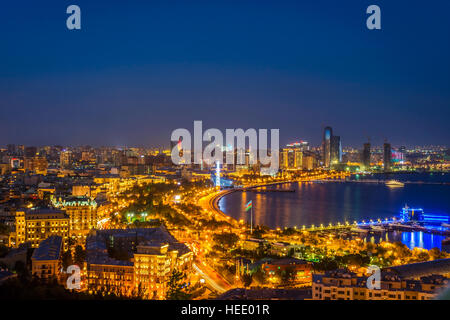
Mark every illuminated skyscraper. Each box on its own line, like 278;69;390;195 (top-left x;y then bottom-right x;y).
60;149;72;169
17;145;25;156
302;152;317;170
398;146;406;166
280;146;303;170
280;142;305;170
383;142;392;172
362;142;371;169
215;161;221;187
330;135;342;165
322;126;332;168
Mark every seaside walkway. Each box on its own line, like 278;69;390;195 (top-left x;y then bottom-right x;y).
201;188;450;237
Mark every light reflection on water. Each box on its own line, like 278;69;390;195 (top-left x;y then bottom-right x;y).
219;176;450;250
363;231;446;250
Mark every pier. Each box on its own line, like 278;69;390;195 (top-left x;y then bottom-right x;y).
298;219;450;237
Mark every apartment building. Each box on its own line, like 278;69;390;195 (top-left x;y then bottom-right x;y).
31;235;63;280
312;268;449;300
85;227;193;299
11;208;69;251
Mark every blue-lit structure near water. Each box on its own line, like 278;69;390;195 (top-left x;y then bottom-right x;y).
400;206;450;225
210;161;234;188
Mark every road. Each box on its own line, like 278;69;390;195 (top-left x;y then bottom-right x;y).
193;262;231;294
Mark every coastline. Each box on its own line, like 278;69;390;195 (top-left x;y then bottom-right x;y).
211;180;298;219
202;180;298;226
209;174;351;224
217;174;450;227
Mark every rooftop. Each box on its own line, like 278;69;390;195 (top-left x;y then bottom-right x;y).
86;227;190;266
23;208;68;220
384;258;450;279
31;236;62;261
265;258;310;266
313;267;450;292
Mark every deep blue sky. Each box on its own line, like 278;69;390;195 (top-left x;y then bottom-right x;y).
0;0;449;148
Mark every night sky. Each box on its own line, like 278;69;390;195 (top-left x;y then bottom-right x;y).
1;0;449;148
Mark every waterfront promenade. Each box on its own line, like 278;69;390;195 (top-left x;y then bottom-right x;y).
201;183;450;237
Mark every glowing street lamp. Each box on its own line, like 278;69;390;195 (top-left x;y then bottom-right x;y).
126;213;134;223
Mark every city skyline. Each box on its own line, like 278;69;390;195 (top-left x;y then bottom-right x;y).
1;137;448;150
1;1;450;147
2;0;450;305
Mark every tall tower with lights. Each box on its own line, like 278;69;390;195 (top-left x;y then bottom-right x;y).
322;126;332;168
215;161;221;188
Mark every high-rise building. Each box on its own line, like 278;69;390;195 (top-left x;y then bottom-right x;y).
302;152;317;170
60;149;72;169
17;145;25;156
362;142;371;169
12;209;69;250
7;144;16;155
10;158;20;170
81;151;93;162
52;196;98;242
384;142;392;172
322;126;333;168
330;135;342;165
24;146;37;158
280;145;303;170
23;156;48;172
398;146;406;166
